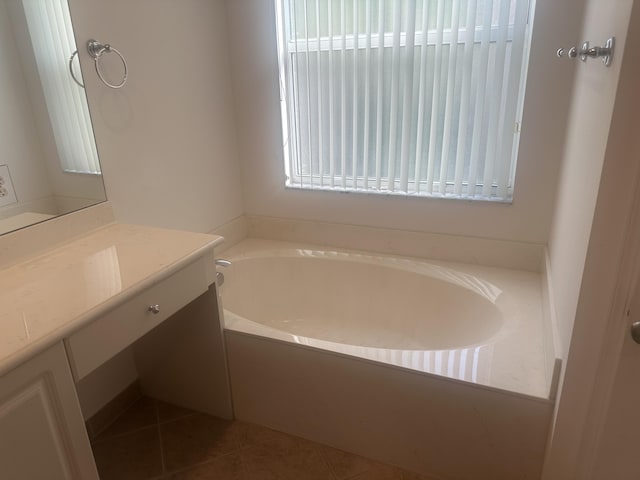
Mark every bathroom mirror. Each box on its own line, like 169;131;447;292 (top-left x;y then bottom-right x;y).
0;0;107;235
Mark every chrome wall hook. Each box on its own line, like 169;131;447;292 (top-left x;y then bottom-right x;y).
556;46;579;59
579;38;615;66
556;37;614;67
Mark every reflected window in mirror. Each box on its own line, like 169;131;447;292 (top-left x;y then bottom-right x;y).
0;0;106;235
22;0;100;175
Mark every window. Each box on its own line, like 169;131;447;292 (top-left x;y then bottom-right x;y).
275;0;531;201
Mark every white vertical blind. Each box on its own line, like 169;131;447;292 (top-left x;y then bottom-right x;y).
362;0;372;188
481;0;510;198
386;0;401;190
374;0;385;190
453;0;478;195
426;0;445;194
327;0;336;186
351;1;359;189
398;0;416;192
413;0;431;194
438;0;461;195
277;0;532;201
340;0;347;188
22;0;100;175
315;0;325;187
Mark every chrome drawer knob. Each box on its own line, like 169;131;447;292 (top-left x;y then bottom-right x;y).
631;322;640;344
148;304;160;314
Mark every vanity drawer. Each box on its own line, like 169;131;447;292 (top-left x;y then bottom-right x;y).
65;259;209;381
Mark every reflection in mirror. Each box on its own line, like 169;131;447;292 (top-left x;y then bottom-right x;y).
0;0;107;235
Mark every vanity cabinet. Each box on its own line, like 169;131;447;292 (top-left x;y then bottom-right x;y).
65;258;210;381
0;343;99;479
0;219;231;479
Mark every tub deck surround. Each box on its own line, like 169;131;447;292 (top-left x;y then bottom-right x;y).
0;222;223;376
221;238;555;399
245;215;545;272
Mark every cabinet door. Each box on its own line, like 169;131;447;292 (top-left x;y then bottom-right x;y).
0;343;98;479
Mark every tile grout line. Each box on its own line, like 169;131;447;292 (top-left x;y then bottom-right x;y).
157;411;198;426
91;423;159;444
88;393;145;442
155;410;242;478
155;400;167;476
161;451;240;478
235;428;253;480
317;445;342;480
88;391;143;440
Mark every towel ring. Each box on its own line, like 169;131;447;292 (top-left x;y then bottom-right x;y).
87;39;128;89
68;50;85;88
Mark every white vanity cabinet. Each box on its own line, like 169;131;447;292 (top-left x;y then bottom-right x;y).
0;343;99;479
0;219;231;479
65;258;210;381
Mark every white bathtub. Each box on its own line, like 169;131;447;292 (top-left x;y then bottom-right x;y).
221;239;553;399
220;238;555;479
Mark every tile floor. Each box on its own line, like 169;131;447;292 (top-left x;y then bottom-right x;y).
90;396;438;480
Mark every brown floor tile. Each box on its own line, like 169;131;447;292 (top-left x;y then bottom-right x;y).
348;463;405;480
91;395;439;480
86;382;141;439
233;421;301;451
350;464;441;480
400;472;442;480
161;413;239;472
94;396;158;440
321;446;437;480
92;426;163;480
240;433;333;480
321;446;381;479
157;400;197;423
164;453;245;479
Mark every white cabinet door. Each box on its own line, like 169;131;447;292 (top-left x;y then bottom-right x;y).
0;343;98;480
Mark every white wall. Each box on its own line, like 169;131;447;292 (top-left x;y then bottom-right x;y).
542;0;636;477
226;0;584;244
68;0;244;233
63;0;244;417
547;0;632;400
0;0;55;218
547;7;630;363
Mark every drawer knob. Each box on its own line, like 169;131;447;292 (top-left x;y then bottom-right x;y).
148;304;160;314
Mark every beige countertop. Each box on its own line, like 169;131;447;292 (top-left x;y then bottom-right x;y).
0;223;223;376
0;212;56;236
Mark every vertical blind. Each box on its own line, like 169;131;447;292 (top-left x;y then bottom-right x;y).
275;0;531;201
22;0;101;175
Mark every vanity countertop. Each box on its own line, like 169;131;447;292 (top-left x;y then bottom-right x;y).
0;223;223;376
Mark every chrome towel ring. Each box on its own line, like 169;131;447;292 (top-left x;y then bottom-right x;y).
87;39;128;89
68;50;85;88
